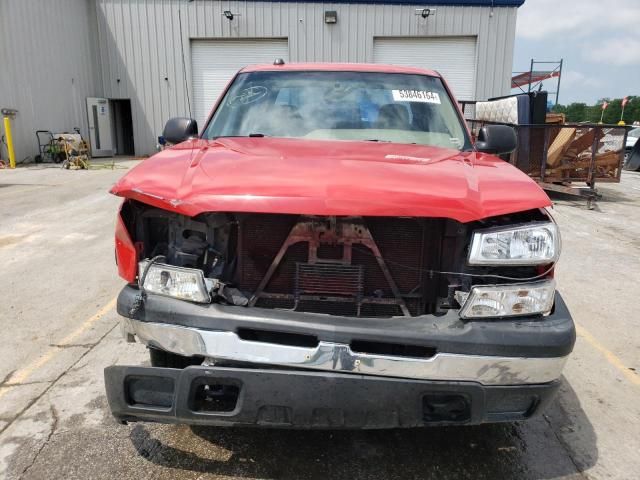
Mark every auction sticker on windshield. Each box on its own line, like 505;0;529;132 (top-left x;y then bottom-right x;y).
392;90;441;104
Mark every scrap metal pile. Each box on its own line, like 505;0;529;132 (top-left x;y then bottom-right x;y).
537;116;625;183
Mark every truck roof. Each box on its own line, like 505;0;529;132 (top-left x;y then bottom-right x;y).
240;62;441;77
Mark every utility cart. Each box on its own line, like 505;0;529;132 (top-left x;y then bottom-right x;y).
35;130;65;163
35;128;91;168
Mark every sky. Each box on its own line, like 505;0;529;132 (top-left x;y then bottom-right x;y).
513;0;640;105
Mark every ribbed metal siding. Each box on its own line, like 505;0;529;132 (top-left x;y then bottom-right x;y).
0;0;102;160
373;37;477;100
191;39;289;127
94;1;517;155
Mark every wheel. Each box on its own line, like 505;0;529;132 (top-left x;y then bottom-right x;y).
149;347;203;369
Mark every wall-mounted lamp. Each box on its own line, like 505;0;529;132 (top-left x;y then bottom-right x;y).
222;10;240;20
324;10;338;24
1;108;18;118
415;8;436;18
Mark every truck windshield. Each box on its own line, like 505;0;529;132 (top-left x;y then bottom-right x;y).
203;70;471;150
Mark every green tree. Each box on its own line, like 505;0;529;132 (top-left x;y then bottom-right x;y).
553;96;639;124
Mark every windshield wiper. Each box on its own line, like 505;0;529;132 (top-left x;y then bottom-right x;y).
214;133;268;139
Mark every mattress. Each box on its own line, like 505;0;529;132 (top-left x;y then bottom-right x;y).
475;94;532;171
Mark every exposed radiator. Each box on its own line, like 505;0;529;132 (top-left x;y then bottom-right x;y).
237;214;439;318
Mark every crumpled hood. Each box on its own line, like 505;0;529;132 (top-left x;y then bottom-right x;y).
110;137;551;223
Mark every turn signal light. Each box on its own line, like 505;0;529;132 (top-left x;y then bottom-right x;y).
457;280;555;319
115;208;138;283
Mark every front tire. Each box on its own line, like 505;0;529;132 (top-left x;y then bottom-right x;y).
148;347;203;369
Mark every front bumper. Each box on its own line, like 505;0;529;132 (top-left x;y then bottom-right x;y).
120;317;569;386
105;365;560;428
107;286;575;427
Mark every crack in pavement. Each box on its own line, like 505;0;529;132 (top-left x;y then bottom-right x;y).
0;321;119;437
0;370;16;388
0;381;50;389
19;405;59;479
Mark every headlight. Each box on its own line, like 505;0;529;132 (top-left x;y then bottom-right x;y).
139;261;211;303
457;280;555;319
468;222;559;265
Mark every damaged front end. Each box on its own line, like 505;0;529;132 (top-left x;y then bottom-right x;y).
117;199;559;318
108;199;575;428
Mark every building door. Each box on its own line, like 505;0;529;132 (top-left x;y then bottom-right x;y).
110;99;135;156
373;37;477;101
191;39;289;129
86;97;113;157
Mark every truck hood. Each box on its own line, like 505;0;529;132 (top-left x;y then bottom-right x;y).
111;137;551;223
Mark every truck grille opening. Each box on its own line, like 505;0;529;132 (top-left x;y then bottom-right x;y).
350;340;436;359
423;394;471;423
238;214;444;318
237;328;319;348
125;375;174;409
190;380;240;413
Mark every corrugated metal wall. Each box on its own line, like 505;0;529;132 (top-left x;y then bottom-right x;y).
0;1;517;158
95;1;517;155
0;0;102;161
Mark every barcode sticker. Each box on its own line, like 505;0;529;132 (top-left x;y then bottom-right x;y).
392;90;441;104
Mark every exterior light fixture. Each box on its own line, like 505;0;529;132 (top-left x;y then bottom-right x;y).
222;10;239;20
415;8;436;18
325;10;338;24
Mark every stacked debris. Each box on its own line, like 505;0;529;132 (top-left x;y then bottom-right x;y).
543;122;624;182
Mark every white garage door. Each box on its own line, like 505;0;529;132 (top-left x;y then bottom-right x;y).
191;39;289;129
373;37;477;101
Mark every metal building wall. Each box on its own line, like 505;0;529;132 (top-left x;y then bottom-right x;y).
95;0;517;155
0;0;103;161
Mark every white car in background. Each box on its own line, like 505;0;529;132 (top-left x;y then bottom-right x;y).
625;127;640;162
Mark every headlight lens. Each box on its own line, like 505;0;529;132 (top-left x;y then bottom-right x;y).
139;261;211;303
468;222;559;265
458;280;555;319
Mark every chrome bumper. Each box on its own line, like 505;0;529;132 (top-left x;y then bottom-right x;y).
121;318;568;386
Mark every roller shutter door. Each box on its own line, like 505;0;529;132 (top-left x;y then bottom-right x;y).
373;37;477;101
191;39;289;128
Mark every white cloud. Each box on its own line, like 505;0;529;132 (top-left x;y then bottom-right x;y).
588;38;640;66
560;70;602;89
516;0;640;40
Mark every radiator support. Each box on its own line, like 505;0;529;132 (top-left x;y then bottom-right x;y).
247;217;411;317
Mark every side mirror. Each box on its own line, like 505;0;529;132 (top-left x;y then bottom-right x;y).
162;117;198;144
475;125;517;155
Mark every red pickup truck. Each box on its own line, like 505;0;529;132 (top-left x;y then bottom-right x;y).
105;63;574;428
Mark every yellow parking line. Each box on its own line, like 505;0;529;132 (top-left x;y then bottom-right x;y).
576;323;640;386
0;296;118;399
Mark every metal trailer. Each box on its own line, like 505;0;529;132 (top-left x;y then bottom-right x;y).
460;102;629;209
